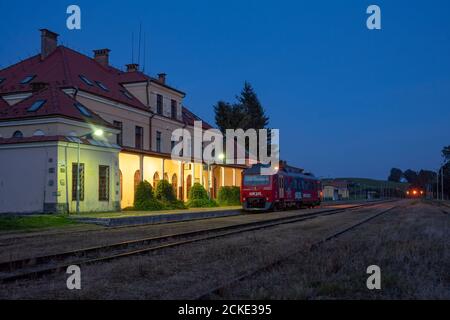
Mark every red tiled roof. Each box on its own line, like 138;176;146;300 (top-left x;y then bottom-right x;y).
0;43;212;130
0;46;148;111
182;106;213;129
0;83;113;128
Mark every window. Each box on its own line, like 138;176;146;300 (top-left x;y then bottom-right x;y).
74;103;92;117
171;99;177;119
134;170;141;194
135;126;143;149
153;172;160;188
243;175;270;186
95;81;109;92
27;99;46;112
121;90;133;100
12;131;23;138
0;77;5;85
113;121;123;145
33;129;45;136
72;163;85;201
156;94;163;115
156;131;162;152
79;75;94;86
98;165;110;201
20;75;35;84
171;140;176;153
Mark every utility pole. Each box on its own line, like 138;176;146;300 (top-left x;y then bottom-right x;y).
442;166;445;201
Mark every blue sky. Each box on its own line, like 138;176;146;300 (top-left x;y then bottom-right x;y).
1;0;449;179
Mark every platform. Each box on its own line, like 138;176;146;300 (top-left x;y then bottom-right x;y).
72;206;243;227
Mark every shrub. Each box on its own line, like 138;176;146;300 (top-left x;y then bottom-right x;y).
134;180;163;210
154;179;177;203
189;183;209;200
186;183;217;208
187;198;218;208
217;186;241;206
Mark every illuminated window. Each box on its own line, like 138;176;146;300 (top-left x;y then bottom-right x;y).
27;100;46;112
98;165;110;201
134;170;141;194
153;172;160;188
72;163;85;201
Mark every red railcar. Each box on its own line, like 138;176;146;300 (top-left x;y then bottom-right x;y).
241;163;322;211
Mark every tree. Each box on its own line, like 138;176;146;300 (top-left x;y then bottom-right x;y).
237;82;269;130
416;170;436;189
403;169;418;185
442;145;450;162
388;168;403;182
214;101;247;133
214;82;269;132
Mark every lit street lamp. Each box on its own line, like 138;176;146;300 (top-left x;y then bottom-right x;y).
76;129;104;214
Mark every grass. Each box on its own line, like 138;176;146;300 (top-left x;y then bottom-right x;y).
75;205;242;219
0;215;79;232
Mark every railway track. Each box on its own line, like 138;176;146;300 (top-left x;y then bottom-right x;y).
195;203;401;300
0;200;396;284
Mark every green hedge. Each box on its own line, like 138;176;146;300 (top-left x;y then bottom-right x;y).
155;179;177;202
217;186;241;206
134;180;163;210
187;183;218;208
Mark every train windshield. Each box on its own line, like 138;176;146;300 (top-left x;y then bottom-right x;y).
243;175;270;186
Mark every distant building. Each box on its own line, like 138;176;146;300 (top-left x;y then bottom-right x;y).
322;180;349;201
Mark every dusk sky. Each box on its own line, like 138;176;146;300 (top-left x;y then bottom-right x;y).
1;0;449;179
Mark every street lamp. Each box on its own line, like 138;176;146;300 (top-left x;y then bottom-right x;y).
76;129;104;214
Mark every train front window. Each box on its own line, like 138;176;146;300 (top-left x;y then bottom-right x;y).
244;175;270;186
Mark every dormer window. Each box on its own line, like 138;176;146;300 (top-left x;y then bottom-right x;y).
12;131;23;138
20;75;35;84
0;77;5;85
27;99;46;112
95;81;109;92
79;75;94;86
74;102;92;117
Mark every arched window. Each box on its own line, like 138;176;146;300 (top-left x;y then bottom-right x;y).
12;131;23;138
33;129;45;136
186;175;192;199
153;172;160;188
164;173;169;181
171;174;178;196
134;170;141;194
119;170;123;201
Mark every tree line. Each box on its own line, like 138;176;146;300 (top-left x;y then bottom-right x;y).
388;146;450;197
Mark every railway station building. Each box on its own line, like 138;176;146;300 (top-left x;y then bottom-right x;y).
0;29;244;214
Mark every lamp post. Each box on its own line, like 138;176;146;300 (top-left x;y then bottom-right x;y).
76;129;104;214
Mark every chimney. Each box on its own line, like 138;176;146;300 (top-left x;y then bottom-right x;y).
93;49;111;66
40;29;59;60
31;82;49;92
126;63;139;72
157;73;167;84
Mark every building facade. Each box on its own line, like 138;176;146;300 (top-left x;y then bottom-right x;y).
0;29;244;214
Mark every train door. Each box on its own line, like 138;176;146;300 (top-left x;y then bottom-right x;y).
279;175;284;199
